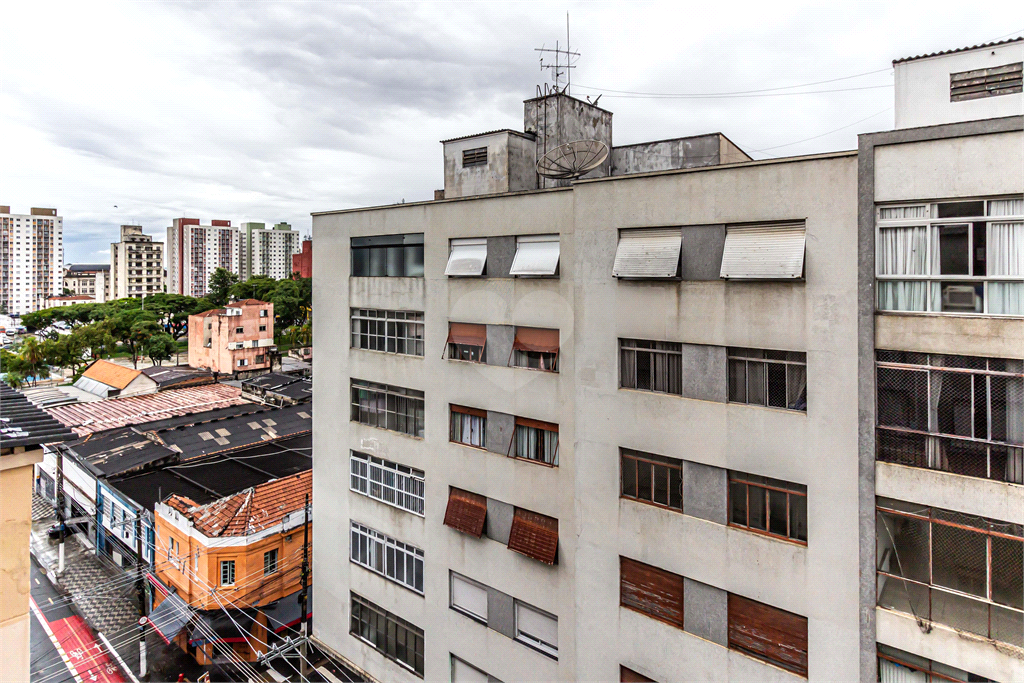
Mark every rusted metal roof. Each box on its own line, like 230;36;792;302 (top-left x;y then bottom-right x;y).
893;36;1023;64
47;384;248;435
507;508;559;565
0;381;78;449
443;488;487;538
81;359;142;390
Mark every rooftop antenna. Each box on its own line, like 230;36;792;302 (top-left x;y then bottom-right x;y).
535;13;579;96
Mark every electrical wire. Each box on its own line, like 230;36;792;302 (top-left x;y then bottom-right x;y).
746;107;894;157
577;83;893;100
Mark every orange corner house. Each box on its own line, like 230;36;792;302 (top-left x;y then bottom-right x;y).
188;299;275;378
150;471;311;665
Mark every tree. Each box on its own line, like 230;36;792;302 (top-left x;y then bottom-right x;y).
75;322;117;361
271;278;303;330
208;268;239;307
16;337;48;385
229;275;276;303
145;333;177;366
141;293;200;365
20;309;57;332
107;309;162;368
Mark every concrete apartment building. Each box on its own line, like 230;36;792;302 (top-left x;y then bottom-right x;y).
239;221;302;280
167;217;240;297
293;238;312;279
311;40;1022;683
0;206;63;315
63;263;109;302
110;224;164;299
188;298;275;377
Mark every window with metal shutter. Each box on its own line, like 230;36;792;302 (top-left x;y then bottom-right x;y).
619;556;683;627
509;235;560;276
450;573;489;622
507;508;559;564
727;593;808;677
443;488;488;537
613;228;682;278
719;222;806;280
445;238;488;276
950;62;1023;101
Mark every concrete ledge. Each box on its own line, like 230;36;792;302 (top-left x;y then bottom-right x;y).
875;311;1024;359
876;461;1024;524
876;607;1024;682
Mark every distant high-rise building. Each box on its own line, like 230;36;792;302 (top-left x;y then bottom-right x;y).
166;218;239;297
0;206;63;315
63;264;109;302
110;225;164;300
239;222;301;280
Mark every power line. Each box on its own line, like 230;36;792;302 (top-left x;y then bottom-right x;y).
748;107;894;156
584;84;893;100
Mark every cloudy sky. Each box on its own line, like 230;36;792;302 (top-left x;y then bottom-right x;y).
2;1;1020;264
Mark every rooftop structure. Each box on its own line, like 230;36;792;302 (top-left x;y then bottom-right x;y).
188;298;275;377
73;359;156;398
240;372;312;406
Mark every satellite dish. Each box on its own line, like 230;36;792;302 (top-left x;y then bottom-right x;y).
537;140;609;180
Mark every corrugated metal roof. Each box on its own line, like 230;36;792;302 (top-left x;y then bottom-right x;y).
893;36;1023;64
0;381;79;449
81;359;142;390
159;402;312;459
719;222;806;280
613;227;682;278
47;384;248;435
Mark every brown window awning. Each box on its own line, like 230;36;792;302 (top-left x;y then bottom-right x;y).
727;593;808;677
619;557;683;627
443;488;487;538
513;326;559;353
447;323;487;347
507;508;558;565
514;416;558;433
451;404;487;418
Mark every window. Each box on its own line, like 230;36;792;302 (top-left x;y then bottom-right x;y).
876;198;1024;315
351;233;424;277
512;327;558;371
350;379;425;437
720;222;806;280
351;309;425;356
235;326;244;334
451;655;498;683
443;487;488;538
727;347;807;411
620;667;657;683
619;339;682;395
237;358;248;367
264;549;278;575
878;644;993;683
613;227;682;278
508;508;559;564
512;418;558;466
729;471;807;544
350;593;424;676
450;405;486;447
220;560;235;586
514;601;558;658
450;572;488;622
462;147;488;167
445;238;487;276
260;309;268;317
255;354;265;363
728;593;808;676
876;498;1023;648
875;351;1024;484
509;235;560;276
258;325;266;332
951;62;1023;101
619;556;684;628
350;521;424;594
620;449;682;511
447;322;486;362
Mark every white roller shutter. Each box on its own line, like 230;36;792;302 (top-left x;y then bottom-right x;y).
451;573;488;621
515;601;558;654
509;235;560;276
451;657;490;683
720;222;806;280
445;238;488;276
612;227;682;278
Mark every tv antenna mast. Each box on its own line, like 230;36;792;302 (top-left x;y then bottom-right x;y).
535;13;579;96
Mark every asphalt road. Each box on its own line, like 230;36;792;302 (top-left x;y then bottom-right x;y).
30;558;76;683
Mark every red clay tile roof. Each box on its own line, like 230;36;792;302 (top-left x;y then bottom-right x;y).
165;470;311;537
47;384;248;435
82;359;142;390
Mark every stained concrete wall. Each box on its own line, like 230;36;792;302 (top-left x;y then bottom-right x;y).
485;236;516;277
485;325;514;368
507;133;538;193
682;460;728;525
444;132;512;199
524;93;613;188
679;225;727;281
611;134;721;175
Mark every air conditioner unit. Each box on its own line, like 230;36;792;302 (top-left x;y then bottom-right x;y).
942;285;978;311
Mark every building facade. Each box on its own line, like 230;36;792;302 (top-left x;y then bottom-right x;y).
293;238;312;279
166;218;239;297
0;206;64;315
110;225;164;299
63;263;109;302
43;294;94;309
239;222;302;280
188;299;275;376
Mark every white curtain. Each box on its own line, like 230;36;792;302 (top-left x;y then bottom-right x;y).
878;659;928;683
987;222;1024;315
988;199;1024;217
877;226;929;311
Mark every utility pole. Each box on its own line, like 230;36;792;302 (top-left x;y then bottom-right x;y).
135;514;148;679
299;493;310;681
55;447;66;573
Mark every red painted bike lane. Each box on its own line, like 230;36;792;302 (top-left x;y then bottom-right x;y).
31;596;126;683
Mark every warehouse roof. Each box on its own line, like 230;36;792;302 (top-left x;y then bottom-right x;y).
0;381;79;449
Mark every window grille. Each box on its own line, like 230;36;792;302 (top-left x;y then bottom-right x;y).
727;347;807;411
350;521;424;594
876;351;1024;484
220;560;235;586
349;452;425;515
462;147;488;167
351;309;425;356
512;418;558;466
620;449;682;511
728;471;807;544
876;497;1023;648
350;379;425;437
619;339;682;395
950;62;1023;101
263;548;278;575
450;405;486;448
350;593;425;676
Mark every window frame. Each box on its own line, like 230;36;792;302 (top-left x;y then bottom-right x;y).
514;600;559;659
350;379;425;437
449;571;489;624
349;593;425;677
618;338;683;396
619;448;683;512
462;147;488;167
728;471;808;545
220;559;236;586
350;521;424;594
449;405;487;449
511;418;559;467
349;451;425;516
351;308;425;356
263;548;278;576
726;347;808;412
